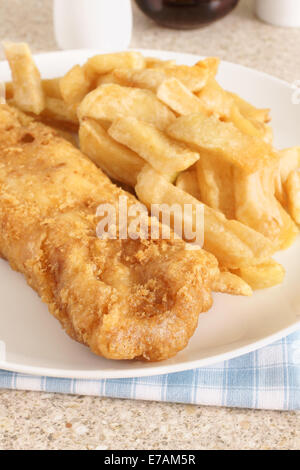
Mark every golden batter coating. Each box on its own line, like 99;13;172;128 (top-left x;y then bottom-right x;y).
0;105;217;361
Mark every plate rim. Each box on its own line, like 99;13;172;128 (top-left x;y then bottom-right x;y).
0;48;299;380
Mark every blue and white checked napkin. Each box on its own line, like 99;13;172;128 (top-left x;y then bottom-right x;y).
1;331;300;410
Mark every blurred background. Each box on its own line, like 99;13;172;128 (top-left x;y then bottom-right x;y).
0;0;299;82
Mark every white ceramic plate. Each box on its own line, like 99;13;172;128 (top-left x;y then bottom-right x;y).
0;49;299;379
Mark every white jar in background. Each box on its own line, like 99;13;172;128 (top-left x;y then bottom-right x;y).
255;0;300;28
53;0;132;50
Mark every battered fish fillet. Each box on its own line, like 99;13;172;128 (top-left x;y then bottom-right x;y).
0;105;218;361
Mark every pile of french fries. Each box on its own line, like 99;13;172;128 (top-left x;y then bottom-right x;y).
4;42;300;296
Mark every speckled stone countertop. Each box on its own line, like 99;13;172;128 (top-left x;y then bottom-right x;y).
0;0;299;451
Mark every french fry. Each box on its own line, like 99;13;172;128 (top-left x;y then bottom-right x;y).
114;64;209;93
196;79;272;142
145;57;176;69
285;170;300;224
109;117;200;174
275;147;300;206
176;170;201;200
196;78;233;119
211;271;252;296
4;81;13;100
229;104;273;145
232;260;285;290
157;78;206;115
196;153;235;220
96;73;123;86
263;125;274;145
4;42;45;114
60;65;92;104
6;77;64;101
42;78;62;99
42;78;63;100
228;91;270;123
230;104;266;138
85;51;145;76
279;147;300;183
167;113;278;174
113;68;164;93
196;57;220;78
234;167;299;250
79;118;144;187
135;165;275;269
78;84;176;130
161;64;210;92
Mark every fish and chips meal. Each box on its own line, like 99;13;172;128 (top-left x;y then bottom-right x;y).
1;42;299;361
